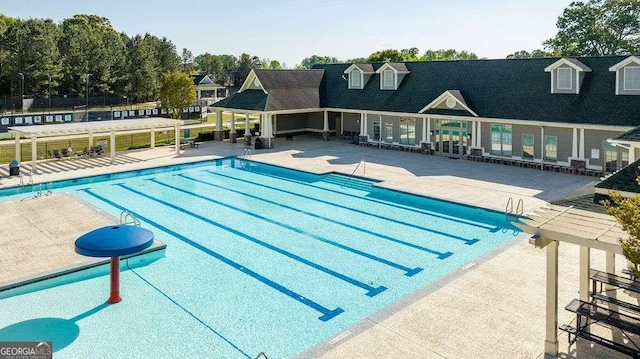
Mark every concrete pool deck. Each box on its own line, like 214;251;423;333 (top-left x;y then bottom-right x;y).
0;136;630;358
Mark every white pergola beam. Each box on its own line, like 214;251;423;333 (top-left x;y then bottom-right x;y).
545;240;559;356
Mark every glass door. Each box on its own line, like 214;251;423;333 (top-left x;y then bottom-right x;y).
441;130;450;154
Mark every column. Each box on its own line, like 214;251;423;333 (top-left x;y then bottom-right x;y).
273;114;277;137
422;118;427;143
471;121;477;148
88;130;94;148
579;128;585;159
322;111;330;141
541;126;545;168
363;114;368;136
174;125;181;153
230;112;236;143
244;113;252;146
359;113;364;134
215;110;224;141
150;127;155;149
476;122;482;149
340;113;344;135
579;246;590;301
266;114;274;149
572;128;578;159
427;117;432;144
14;134;21;162
606;252;616;291
31;136;37;174
110;131;116;164
545;240;559;356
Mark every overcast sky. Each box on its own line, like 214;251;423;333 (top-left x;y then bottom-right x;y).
2;0;574;66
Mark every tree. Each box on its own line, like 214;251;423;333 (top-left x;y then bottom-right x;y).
603;176;640;276
181;48;196;73
367;49;410;62
4;18;61;97
127;34;157;101
506;50;555;59
194;52;223;79
544;0;640;56
299;55;340;69
233;53;261;86
421;49;480;61
159;71;196;119
261;59;283;69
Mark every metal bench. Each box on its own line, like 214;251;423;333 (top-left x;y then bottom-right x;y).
560;324;640;358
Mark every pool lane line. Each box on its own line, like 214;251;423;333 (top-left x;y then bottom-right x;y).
124;259;253;359
230;161;495;232
77;188;344;322
152;177;423;277
115;183;388;298
204;169;477;248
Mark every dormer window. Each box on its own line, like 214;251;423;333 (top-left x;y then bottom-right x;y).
609;56;640;95
624;66;640;91
350;69;362;88
344;64;374;90
375;63;410;90
544;58;591;94
557;68;573;90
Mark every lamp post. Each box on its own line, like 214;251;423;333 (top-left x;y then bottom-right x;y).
85;74;91;121
17;72;24;112
47;74;52;113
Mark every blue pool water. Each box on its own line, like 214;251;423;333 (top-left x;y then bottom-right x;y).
0;158;520;358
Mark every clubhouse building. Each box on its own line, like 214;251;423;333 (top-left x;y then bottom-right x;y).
213;55;640;175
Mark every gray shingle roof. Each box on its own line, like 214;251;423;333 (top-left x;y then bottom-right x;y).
386;63;409;73
215;69;324;112
316;56;640;126
612;126;640;142
352;64;375;73
595;159;640;193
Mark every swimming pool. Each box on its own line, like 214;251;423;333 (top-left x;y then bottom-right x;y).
0;158;520;358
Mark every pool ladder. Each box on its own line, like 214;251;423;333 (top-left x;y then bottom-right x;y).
254;352;268;359
342;160;365;187
505;197;524;221
19;172;33;187
241;148;252;159
120;210;141;226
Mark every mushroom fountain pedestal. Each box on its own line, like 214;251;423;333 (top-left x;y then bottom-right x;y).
75;225;154;304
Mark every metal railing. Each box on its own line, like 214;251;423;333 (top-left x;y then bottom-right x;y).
241;148;252;159
342;160;365;187
46;182;53;196
120;210;141;226
505;197;524;220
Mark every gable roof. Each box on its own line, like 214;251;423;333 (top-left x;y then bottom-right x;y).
216;69;324;112
611;125;640;143
344;64;375;74
419;90;478;117
609;55;640;71
544;58;591;72
315;56;640;126
376;63;410;74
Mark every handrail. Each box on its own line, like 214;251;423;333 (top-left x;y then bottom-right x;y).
46;182;53;196
241;148;252;159
254;352;268;359
28;172;33;185
343;160;364;187
37;184;42;198
120;210;141;227
516;198;524;217
505;197;513;220
19;174;24;186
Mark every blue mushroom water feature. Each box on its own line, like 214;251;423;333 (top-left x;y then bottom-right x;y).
75;225;154;304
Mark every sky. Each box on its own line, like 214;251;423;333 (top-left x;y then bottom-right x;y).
2;0;574;67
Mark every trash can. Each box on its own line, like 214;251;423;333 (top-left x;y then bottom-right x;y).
254;137;262;150
9;160;19;176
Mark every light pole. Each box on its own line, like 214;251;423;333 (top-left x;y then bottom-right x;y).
47;74;52;113
17;72;24;112
85;74;91;121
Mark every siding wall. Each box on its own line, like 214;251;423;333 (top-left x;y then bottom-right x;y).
584;129;625;167
542;127;573;162
276;113;306;131
307;112;324;129
343;112;360;133
512;124;541;159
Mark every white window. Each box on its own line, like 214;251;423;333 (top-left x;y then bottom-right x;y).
382;69;394;88
557;68;572;90
624;66;640;91
350;70;361;88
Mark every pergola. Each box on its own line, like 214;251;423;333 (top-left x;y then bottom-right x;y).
8;117;185;174
515;204;630;356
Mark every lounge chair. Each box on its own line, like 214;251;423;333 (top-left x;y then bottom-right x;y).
61;148;68;157
52;149;61;159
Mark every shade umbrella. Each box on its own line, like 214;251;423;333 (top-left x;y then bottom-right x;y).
75;225;154;304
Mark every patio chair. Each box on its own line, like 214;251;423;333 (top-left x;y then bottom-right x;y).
52;149;61;159
61;148;69;157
